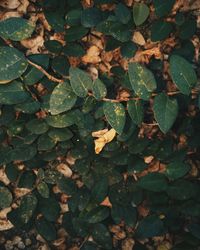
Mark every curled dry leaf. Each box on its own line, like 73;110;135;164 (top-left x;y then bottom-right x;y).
17;0;29;14
92;128;116;154
0;0;20;9
100;196;112;207
0;207;13;231
56;163;72;178
21;35;44;54
0;167;10;185
82;45;101;64
14;188;31;199
122;238;135;250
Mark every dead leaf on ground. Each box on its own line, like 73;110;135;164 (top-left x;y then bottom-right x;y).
0;167;10;185
132;31;146;46
122;238;135;250
0;207;13;231
0;0;20;9
82;45;101;64
57;163;72;178
100;196;112;207
92;128;116;154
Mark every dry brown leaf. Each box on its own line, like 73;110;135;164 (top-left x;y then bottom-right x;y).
0;207;13;231
57;163;72;178
92;128;116;154
21;35;44;54
117;89;131;101
17;0;29;14
14;188;31;199
82;45;101;64
100;196;112;208
0;167;10;185
0;0;20;9
122;238;135;250
132;31;146;46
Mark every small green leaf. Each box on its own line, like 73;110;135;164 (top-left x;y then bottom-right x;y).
69;67;92;97
153;93;178;133
46;112;75;128
26;119;49;135
84;207;109;223
81;7;102;28
92;79;107;100
0;81;29;104
165;161;190;180
0;46;28;83
120;41;137;58
137;173;168;192
179;19;196;40
18;194;37;224
133;3;149;26
91;177;108;203
153;0;175;17
128;63;157;100
0;17;34;41
50;82;77;115
92;223;112;249
115;3;131;24
37;182;49;198
65;26;88;42
169;55;197;95
103;102;126;134
39;197;60;222
36;218;57;241
151;20;173;42
136;215;166;238
51;56;69;77
48;128;73;142
0;187;12;209
127;100;144;126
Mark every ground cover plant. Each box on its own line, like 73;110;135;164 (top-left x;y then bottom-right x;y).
0;0;200;249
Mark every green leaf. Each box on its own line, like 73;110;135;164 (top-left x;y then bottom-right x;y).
51;56;69;76
81;7;102;28
128;63;157;100
37;182;49;198
84;207;109;223
133;3;150;26
137;173;168;192
23;54;49;85
0;17;34;41
103;102;126;134
120;41;137;58
0;187;12;209
127;100;144;126
91;177;108;203
153;93;178;133
115;3;131;24
46;112;75;128
39;197;60;222
179;19;196;40
91;223;112;249
153;0;175;17
26;119;49;135
48;128;73;142
36;218;56;241
167;180;197;200
92;79;107;100
15;101;40;114
165;161;190;180
151;20;173;42
0;46;28;83
169;55;197;95
18;194;37;224
0;81;29;104
69;67;92;97
50;82;77;115
62;43;85;57
65;26;88;42
7;144;37;162
136;215;166;238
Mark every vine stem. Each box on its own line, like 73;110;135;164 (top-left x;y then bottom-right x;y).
27;59;64;83
27;60;200;101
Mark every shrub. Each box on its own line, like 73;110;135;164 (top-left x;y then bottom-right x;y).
0;0;200;249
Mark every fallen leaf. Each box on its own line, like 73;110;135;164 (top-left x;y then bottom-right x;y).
82;45;101;64
92;128;116;154
100;196;112;207
0;207;13;231
56;163;72;178
122;238;135;250
0;0;20;9
132;31;146;46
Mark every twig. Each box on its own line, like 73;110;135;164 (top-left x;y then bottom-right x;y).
27;59;64;83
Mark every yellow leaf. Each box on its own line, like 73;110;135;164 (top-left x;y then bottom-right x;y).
92;128;116;154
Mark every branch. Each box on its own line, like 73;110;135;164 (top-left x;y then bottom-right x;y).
27;59;64;83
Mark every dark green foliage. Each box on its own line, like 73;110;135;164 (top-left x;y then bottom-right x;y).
0;2;199;249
